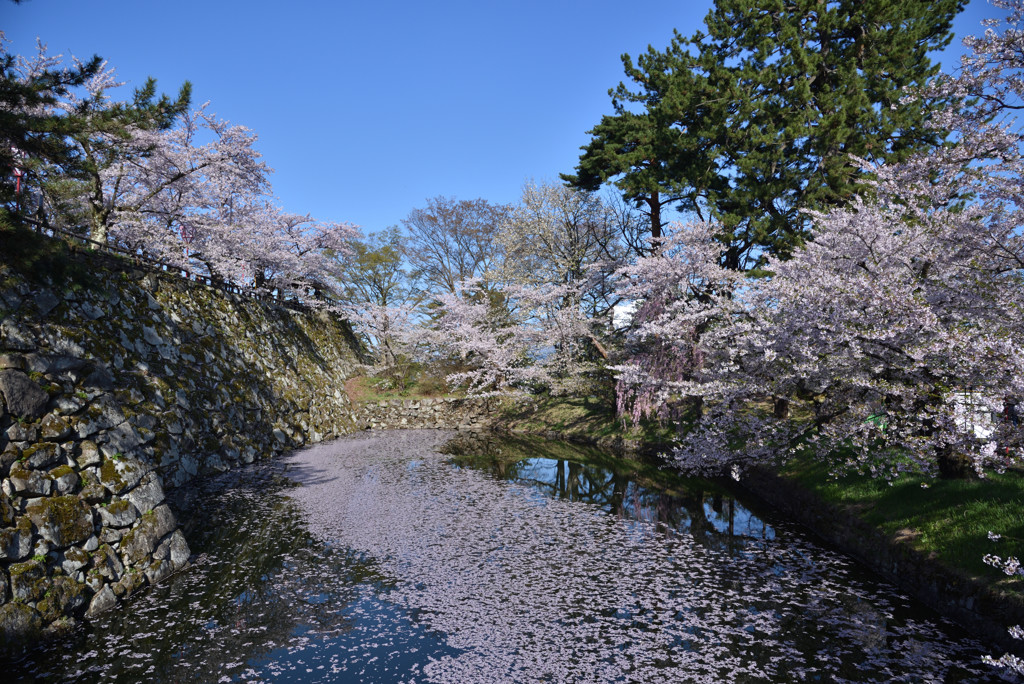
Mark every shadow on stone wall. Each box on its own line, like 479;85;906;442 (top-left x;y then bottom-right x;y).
0;255;361;653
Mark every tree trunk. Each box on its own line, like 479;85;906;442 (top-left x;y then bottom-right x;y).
88;212;108;245
774;397;791;420
936;446;976;480
648;192;662;242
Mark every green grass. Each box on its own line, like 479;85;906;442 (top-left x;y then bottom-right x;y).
495;394;680;447
782;455;1024;594
344;373;463;404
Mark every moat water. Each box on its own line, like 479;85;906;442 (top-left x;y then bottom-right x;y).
8;430;1009;682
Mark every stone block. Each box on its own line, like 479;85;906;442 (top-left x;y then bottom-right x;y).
0;520;34;561
79;483;107;504
33;291;60;316
0;354;26;371
25;496;94;548
0;319;35;351
76;441;102;468
83;366;114;391
0;370;49;420
167;530;190;568
39;414;73;441
97;499;140;528
85;584;116;618
23;442;62;469
6;422;38;443
62;546;90;575
97;456;146;495
144;559;174;585
50;465;80;495
8;559;47;602
37;575;88;623
8;462;52;497
91;543;124;580
119;504;176;566
100;423;143;454
0;443;19;478
0;602;43;645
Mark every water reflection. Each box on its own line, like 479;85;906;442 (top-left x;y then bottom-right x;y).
6;458;457;682
289;431;1004;683
4;430;1010;683
444;435;777;549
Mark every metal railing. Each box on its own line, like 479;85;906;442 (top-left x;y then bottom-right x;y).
14;215;310;310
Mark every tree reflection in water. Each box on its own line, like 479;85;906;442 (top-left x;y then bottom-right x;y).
289;431;1002;683
6;430;1008;683
444;434;776;556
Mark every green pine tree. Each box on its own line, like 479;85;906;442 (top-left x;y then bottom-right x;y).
0;47;102;214
566;0;965;269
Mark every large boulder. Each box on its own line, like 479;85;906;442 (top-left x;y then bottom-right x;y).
25;496;94;548
0;370;49;420
0;602;43;652
119;504;176;566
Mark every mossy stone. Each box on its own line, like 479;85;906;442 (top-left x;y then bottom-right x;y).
97;457;144;495
7;461;52;497
50;464;74;479
25;495;93;548
21;442;62;469
8;559;47;602
36;575;88;623
119;503;176;566
0;602;43;654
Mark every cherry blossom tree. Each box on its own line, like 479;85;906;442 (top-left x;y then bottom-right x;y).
605;4;1024;670
4;39;357;302
40;54;193;244
432;279;600;397
610;0;1024;482
611;221;743;426
496;181;620;292
335;228;421;368
105;105;270;263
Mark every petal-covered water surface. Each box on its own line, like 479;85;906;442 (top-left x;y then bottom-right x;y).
6;429;1008;682
286;430;1002;683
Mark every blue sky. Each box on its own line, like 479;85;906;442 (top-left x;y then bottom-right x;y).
3;0;1000;237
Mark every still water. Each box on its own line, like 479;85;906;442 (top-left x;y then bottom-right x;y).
8;430;1009;682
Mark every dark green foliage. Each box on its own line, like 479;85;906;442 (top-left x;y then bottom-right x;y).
0;48;102;208
0;215;95;287
566;0;965;269
0;38;191;240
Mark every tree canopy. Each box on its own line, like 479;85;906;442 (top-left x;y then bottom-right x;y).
401;196;509;296
566;0;966;269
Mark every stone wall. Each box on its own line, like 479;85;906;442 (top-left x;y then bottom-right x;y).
354;396;495;432
0;259;360;649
